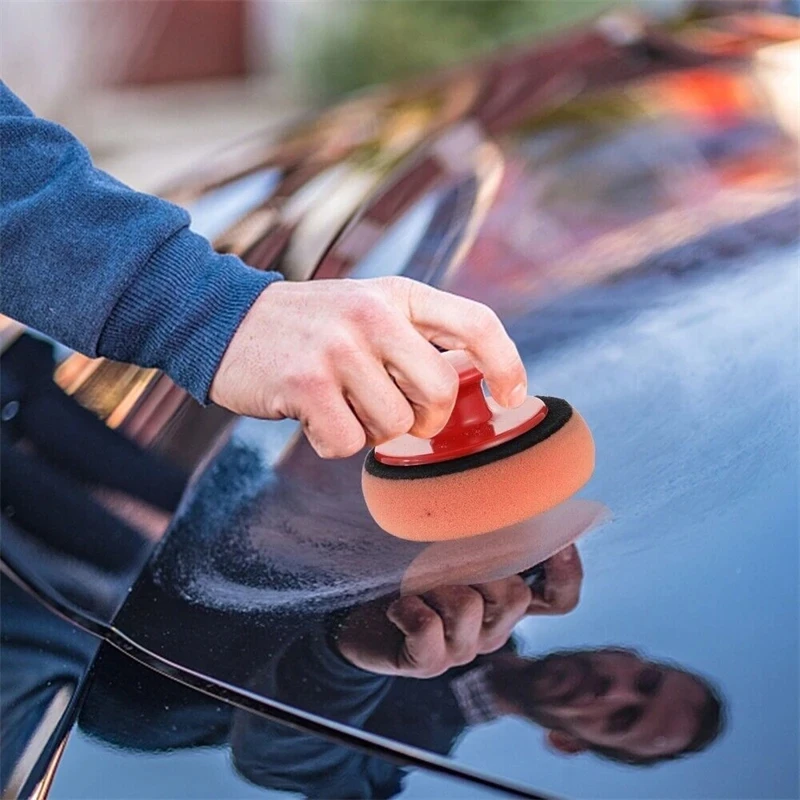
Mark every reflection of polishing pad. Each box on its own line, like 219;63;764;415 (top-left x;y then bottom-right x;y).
400;498;610;596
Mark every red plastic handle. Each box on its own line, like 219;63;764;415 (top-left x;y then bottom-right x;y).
437;351;492;436
373;351;547;467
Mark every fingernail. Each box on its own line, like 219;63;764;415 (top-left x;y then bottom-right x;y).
510;383;527;407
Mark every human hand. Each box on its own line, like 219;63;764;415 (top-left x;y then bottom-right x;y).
335;544;583;677
525;544;583;616
335;576;533;678
209;277;526;458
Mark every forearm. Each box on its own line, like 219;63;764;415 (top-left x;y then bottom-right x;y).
273;626;392;724
0;82;280;402
232;626;396;796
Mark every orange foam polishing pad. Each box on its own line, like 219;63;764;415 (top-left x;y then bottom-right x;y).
362;397;595;542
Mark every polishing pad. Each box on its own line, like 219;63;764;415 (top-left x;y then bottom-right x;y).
362;353;595;541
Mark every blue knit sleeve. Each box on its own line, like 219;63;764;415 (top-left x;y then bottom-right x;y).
0;81;281;403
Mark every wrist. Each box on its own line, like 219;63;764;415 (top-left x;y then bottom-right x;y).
98;228;282;403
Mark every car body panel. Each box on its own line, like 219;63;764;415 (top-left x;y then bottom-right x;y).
107;243;799;798
2;10;799;799
49;642;538;800
107;17;799;797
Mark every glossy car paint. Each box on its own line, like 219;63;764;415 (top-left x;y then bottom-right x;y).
2;11;799;800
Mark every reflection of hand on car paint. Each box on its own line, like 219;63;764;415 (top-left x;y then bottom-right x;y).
329;540;723;767
525;543;583;615
228;581;723;800
336;545;583;678
334;601;723;768
210;276;527;458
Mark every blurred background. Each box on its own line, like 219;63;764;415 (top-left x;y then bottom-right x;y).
0;0;742;191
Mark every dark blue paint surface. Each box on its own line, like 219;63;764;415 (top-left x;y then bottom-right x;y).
5;24;800;798
89;242;798;799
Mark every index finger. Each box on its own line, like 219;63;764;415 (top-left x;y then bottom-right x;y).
399;280;527;408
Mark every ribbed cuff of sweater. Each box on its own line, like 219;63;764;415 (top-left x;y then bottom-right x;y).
98;227;282;404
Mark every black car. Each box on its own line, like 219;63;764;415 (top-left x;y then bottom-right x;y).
2;9;799;800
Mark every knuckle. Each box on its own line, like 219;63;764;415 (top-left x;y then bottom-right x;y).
345;290;387;328
287;366;329;396
479;634;507;655
437;586;483;620
386;405;415;438
557;593;580;614
508;577;533;606
406;606;438;633
422;658;448;679
449;645;479;666
469;304;501;337
377;275;413;297
326;330;361;363
427;369;459;408
458;587;485;616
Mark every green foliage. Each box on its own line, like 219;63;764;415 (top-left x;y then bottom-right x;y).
299;0;619;101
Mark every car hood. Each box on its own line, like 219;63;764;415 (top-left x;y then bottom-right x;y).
10;11;800;800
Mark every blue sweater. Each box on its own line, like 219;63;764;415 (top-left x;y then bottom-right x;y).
0;82;282;403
